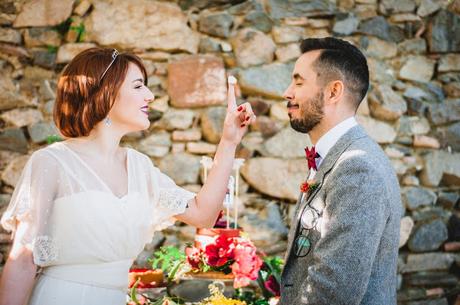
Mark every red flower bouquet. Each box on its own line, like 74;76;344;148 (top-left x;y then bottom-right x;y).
185;234;262;288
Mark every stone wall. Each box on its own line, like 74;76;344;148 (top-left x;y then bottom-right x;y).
0;0;459;303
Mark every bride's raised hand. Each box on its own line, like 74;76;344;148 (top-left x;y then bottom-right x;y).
221;76;256;146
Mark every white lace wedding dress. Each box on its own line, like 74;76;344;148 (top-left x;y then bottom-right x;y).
1;141;195;305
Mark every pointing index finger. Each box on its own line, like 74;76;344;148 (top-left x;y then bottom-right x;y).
227;75;238;112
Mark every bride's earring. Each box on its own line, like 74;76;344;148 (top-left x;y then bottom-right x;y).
104;117;112;126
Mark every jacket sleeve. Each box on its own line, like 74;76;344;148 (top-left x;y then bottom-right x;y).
301;155;389;304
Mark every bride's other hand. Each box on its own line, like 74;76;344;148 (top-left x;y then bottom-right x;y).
221;76;256;146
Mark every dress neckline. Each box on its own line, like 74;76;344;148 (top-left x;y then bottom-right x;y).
59;141;131;200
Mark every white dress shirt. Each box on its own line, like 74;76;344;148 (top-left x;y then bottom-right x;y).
308;116;357;179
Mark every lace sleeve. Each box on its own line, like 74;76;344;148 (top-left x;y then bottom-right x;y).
149;166;195;232
1;149;59;266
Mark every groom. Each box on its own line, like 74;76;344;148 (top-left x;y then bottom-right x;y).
280;37;402;305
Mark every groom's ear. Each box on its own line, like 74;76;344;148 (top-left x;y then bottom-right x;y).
324;80;344;105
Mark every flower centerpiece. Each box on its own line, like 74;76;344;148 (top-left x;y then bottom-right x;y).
127;250;283;305
126;202;280;304
186;233;263;289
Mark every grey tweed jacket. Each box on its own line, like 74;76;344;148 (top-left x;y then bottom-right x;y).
279;125;402;305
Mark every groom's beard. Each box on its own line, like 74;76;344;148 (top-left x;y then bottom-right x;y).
289;91;324;134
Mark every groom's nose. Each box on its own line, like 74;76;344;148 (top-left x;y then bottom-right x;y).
283;83;294;101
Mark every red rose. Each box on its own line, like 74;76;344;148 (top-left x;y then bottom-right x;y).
300;182;309;193
205;235;235;267
300;180;317;193
264;275;281;296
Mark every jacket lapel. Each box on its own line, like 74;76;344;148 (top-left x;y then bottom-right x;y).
284;125;368;262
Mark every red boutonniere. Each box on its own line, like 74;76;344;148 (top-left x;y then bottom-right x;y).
300;180;318;193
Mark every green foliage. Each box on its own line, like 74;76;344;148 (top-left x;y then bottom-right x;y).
256;256;283;299
46;45;58;54
201;263;211;273
309;182;319;192
149;246;185;275
234;289;269;305
233;256;283;304
52;17;86;42
129;278;141;305
166;260;186;285
262;256;283;283
46;134;63;144
53;17;73;35
209;259;233;274
70;22;86;42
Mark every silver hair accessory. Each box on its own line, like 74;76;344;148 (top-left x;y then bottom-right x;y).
99;49;119;83
104;117;112;126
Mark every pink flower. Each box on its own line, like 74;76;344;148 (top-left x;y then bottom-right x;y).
231;240;263;288
185;246;203;270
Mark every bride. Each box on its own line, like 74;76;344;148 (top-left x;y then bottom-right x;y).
0;48;255;305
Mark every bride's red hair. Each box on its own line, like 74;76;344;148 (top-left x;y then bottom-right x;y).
54;48;147;138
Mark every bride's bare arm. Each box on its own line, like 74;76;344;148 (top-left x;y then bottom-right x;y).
0;224;37;305
175;139;237;228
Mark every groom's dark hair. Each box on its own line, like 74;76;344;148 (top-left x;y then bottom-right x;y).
300;37;369;110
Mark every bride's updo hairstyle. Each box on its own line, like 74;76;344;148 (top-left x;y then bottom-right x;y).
54;48;148;138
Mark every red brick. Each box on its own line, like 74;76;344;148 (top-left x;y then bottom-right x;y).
168;55;226;108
